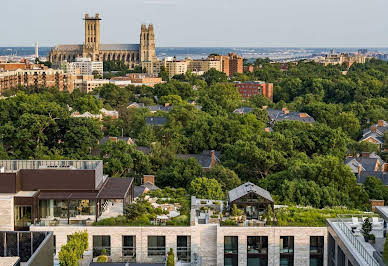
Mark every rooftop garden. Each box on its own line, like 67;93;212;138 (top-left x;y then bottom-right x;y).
94;187;190;226
221;206;371;227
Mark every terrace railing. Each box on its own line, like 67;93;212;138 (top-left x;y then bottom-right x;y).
0;160;102;172
336;214;380;266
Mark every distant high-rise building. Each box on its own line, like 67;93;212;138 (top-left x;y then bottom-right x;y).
35;42;39;59
208;53;243;76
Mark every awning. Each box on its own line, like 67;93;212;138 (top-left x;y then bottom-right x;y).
38;191;98;200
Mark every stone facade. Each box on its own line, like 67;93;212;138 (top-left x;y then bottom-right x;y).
30;224;327;266
49;14;156;69
0;195;14;231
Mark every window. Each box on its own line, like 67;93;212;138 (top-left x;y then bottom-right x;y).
247;236;268;266
224;236;238;266
337;246;345;266
328;233;335;266
148;236;165;256
93;235;111;257
53;235;56;255
280;236;294;266
310;236;324;266
177;236;191;262
122;236;136;258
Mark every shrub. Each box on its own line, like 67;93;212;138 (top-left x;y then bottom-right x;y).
210;215;218;218
59;231;88;266
231;204;243;217
383;237;388;265
97;255;108;262
362;218;372;237
220;219;237;226
167;248;175;266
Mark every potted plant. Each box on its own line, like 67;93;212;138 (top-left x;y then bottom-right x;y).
368;234;376;244
362;218;372;242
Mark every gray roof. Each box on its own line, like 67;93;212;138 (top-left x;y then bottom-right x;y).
54;44;83;51
228;182;273;203
146;117;167;126
360;131;384;144
357;172;388;185
135;146;152;154
267;108;315;123
134;182;160;198
177;150;220;168
147;105;172;112
100;44;140;51
344;155;383;172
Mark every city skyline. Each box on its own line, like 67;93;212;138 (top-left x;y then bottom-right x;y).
2;0;388;47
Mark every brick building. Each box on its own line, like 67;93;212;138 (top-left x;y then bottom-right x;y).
0;68;75;95
234;81;273;100
208;53;243;76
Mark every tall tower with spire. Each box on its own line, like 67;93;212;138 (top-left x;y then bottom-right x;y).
140;24;156;62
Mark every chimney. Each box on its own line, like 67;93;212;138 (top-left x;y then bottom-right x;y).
264;127;271;132
377;120;384;127
361;152;371;158
109;136;118;143
210;150;217;168
383;163;388;172
262;106;268;110
284;110;289;115
299;113;309;118
164;102;170;107
143;175;155;185
358;164;362;176
371;126;377;132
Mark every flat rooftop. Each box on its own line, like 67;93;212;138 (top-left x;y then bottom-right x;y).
0;160;102;172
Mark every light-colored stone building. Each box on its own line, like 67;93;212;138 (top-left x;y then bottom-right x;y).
63;57;104;76
49;14;156;69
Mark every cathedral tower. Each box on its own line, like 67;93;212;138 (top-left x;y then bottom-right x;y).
140;24;156;62
84;13;101;51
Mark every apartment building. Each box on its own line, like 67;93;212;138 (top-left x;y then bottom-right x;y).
63;57;104;76
0;68;75;95
110;73;163;88
234;81;274;100
208;53;243;77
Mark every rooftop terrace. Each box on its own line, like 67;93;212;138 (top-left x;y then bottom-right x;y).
0;160;102;172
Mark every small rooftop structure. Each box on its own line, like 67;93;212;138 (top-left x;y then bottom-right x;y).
228;182;273;203
177;150;220;169
146;117;167;126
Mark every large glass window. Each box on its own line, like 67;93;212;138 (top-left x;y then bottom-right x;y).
310;236;324;266
69;200;96;217
93;235;111;257
177;236;191;262
14;206;32;229
39;200;68;219
224;236;238;266
247;236;268;266
280;236;294;266
148;236;165;256
122;236;136;258
328;233;335;266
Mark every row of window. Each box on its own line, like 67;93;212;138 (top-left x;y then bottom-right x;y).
224;236;324;266
58;235;191;262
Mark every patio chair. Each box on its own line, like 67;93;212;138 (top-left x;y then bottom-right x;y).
350;217;361;229
371;217;383;230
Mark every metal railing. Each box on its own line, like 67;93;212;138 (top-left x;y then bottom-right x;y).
0;160;102;172
336;215;380;266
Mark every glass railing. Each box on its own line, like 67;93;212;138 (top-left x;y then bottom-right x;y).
90;247;137;263
336;215;380;266
0;160;102;171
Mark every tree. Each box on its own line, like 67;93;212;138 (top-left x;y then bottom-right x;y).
59;244;78;266
156;158;203;188
363;176;388;201
72;94;103;114
100;140;151;178
159;66;169;81
167;248;175;266
231;204;243;216
204;165;241;191
189;177;224;200
202;68;228;85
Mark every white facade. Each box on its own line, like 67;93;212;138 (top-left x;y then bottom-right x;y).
30;224;328;266
65;57;103;76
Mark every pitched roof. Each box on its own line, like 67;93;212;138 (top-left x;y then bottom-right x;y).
147;105;172;112
228;182;273;203
135;146;152;154
267;108;315;123
233;107;254;114
360;132;384;144
133;182;160;198
54;44;83;51
99;136;134;145
146;117;167;126
100;44;140;51
357;172;388;185
97;177;134;199
177;150;220;168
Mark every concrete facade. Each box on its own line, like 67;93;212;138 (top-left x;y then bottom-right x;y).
30;224;327;266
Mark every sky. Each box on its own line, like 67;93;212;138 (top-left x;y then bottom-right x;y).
1;0;388;47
